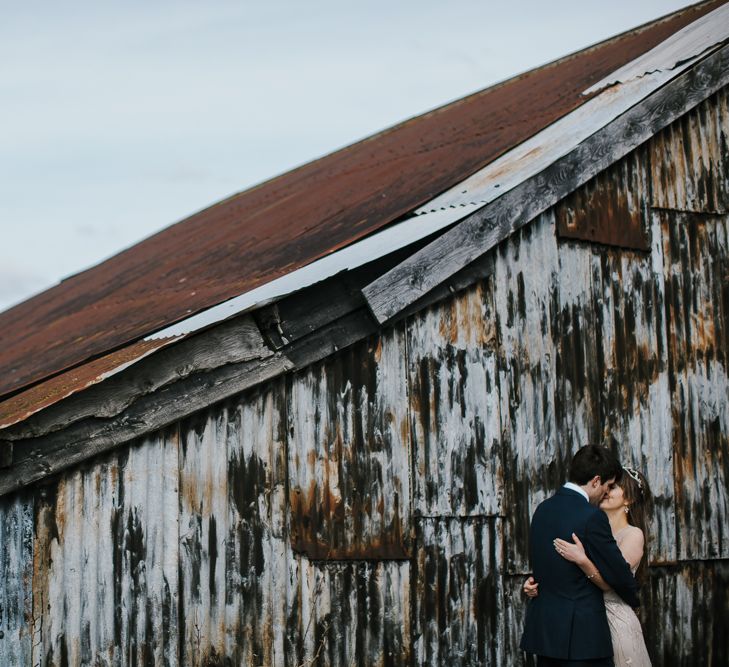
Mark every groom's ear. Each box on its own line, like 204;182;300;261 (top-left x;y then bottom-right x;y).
590;475;602;488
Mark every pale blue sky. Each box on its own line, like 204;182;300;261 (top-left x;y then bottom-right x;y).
0;0;690;311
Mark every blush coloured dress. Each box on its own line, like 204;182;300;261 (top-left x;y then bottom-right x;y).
603;526;651;666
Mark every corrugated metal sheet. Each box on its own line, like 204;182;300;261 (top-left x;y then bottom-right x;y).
587;237;677;564
177;383;290;666
412;34;717;222
555;148;651;249
293;559;411;666
410;2;729;226
0;0;722;402
492;215;563;574
554;145;678;562
363;41;729;326
650;87;729;562
661;209;729;560
31;429;180;665
287;328;411;559
0;492;33;666
413;517;504;665
583;2;729;94
644;561;729;665
18;377;413;666
650;87;729;213
406;281;503;517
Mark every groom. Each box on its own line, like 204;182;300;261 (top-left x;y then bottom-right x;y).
520;445;639;666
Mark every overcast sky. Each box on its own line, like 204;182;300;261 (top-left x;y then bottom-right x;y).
0;0;691;312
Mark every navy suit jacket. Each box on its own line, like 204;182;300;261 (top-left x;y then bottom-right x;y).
520;487;639;660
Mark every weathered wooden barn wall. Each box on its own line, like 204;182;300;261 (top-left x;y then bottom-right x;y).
0;88;728;666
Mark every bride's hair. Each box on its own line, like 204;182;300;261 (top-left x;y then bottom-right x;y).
620;468;652;582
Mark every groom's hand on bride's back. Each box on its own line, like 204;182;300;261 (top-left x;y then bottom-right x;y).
523;576;539;598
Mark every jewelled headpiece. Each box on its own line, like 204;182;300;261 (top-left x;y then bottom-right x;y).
623;467;643;493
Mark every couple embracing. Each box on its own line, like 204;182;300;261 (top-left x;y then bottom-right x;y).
520;445;652;666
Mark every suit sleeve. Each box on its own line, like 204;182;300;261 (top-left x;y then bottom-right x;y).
583;511;640;607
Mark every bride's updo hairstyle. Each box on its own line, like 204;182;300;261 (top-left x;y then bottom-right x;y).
620;467;652;581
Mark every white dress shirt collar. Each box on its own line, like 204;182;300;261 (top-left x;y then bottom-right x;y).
563;481;589;502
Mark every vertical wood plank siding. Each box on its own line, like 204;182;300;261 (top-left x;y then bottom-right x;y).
1;88;727;665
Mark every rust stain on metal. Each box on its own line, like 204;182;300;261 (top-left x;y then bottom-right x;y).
289;479;409;560
31;480;62;663
660;206;729;561
408;278;503;518
414;517;504;664
0;1;721;402
555;147;651;250
650;87;729;214
287;328;412;560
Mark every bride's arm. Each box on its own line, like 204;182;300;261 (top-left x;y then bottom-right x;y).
553;534;612;592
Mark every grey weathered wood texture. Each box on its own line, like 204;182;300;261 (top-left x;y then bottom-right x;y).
0;76;727;667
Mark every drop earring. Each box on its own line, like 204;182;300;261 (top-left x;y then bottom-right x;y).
623;505;629;514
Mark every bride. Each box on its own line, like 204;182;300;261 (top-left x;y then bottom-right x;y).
524;467;652;667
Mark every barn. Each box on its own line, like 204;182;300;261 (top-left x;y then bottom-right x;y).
1;2;728;665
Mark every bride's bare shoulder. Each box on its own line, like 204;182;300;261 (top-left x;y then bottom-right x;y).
623;525;645;544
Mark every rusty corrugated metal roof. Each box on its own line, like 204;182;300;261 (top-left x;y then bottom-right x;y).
0;0;722;407
0;336;179;429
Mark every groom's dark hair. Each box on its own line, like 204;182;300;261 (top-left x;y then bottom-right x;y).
568;445;622;485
